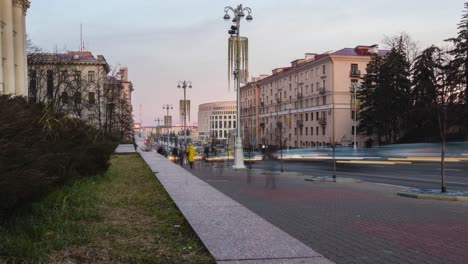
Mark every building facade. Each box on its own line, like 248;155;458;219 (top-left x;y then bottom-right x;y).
28;51;134;137
240;45;389;149
0;0;30;96
198;101;236;142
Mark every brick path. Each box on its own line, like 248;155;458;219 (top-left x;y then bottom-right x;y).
188;162;468;264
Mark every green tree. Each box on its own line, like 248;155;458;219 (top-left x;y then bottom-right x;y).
446;2;468;134
406;46;441;142
379;39;412;143
357;55;384;145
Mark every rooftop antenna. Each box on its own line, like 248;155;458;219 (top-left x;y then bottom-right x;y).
80;24;82;51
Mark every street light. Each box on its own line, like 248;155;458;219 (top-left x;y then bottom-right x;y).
350;82;359;150
223;4;253;169
177;80;192;148
163;104;173;151
155;117;163;143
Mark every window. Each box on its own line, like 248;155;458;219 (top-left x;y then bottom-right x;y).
29;70;37;101
322;96;326;105
74;92;81;104
322;127;326;135
88;71;95;82
74;71;81;81
89;92;96;105
311;127;314;135
62;92;68;104
305;127;308;135
47;70;53;98
316;127;319;135
305;113;309;121
322;65;326;75
351;64;358;73
60;71;67;82
322;80;326;90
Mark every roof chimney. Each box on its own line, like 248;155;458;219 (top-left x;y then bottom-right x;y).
368;44;379;55
305;53;317;60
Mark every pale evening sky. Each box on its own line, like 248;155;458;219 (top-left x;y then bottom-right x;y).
27;0;465;126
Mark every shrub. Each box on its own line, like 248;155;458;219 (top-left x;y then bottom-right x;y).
0;95;118;217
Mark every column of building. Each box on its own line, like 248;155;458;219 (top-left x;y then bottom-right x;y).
13;0;28;96
0;0;29;96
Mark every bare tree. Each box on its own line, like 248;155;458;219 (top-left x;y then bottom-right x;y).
383;32;420;65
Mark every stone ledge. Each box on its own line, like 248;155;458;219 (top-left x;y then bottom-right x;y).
304;176;362;184
397;189;468;201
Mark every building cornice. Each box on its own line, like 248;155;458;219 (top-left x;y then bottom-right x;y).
13;0;31;13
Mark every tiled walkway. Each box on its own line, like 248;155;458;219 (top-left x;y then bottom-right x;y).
137;149;333;264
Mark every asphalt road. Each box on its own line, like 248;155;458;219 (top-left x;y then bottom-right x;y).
249;159;468;191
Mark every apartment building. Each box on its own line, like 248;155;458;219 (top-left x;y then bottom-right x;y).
240;45;389;149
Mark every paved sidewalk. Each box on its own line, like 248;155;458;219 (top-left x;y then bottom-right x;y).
189;162;468;264
138;150;333;264
115;144;136;153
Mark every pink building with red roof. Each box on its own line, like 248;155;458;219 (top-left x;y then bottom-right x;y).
240;45;390;149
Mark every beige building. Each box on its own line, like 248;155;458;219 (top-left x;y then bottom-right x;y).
28;51;134;137
240;45;389;149
0;0;30;96
198;101;236;141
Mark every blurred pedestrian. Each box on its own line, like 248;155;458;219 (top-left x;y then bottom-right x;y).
186;143;195;169
179;145;186;166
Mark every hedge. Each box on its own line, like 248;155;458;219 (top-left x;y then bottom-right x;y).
0;95;118;217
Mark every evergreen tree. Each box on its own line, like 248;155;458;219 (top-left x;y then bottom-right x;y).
357;55;384;145
446;2;468;134
358;38;412;145
407;46;441;141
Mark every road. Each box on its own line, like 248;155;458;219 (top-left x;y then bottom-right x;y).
188;160;468;264
249;159;468;191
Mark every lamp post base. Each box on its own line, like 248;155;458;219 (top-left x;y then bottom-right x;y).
232;139;246;169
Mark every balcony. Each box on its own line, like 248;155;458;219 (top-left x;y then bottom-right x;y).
318;117;327;126
350;69;361;77
297;120;304;127
297;92;303;99
319;87;327;94
260;122;265;128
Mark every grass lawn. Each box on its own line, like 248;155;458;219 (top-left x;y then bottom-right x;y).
0;153;215;263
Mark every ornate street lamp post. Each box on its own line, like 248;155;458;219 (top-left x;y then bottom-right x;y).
223;4;253;169
177;81;192;148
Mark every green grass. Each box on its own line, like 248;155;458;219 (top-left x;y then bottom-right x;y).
0;154;215;263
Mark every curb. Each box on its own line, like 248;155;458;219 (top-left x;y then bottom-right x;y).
304;176;363;184
262;171;304;176
397;191;468;201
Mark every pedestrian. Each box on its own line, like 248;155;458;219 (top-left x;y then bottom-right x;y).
186;143;195;169
172;145;180;163
179;145;186;166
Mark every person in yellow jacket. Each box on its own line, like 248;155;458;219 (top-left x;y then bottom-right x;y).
186;143;195;169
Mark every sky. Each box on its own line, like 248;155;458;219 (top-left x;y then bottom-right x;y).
27;0;466;126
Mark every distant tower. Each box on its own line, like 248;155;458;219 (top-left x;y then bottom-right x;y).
139;104;143;126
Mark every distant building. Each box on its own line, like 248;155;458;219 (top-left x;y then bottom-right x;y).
240;45;390;149
0;0;30;96
198;101;236;142
28;51;134;137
